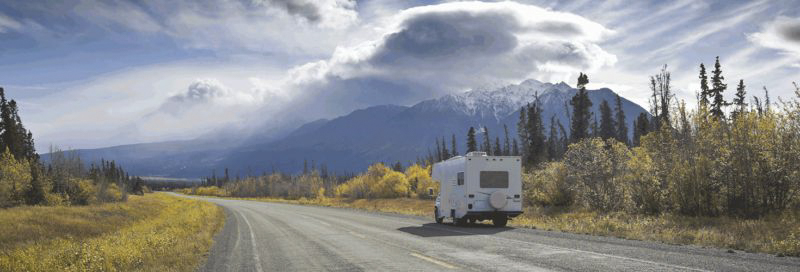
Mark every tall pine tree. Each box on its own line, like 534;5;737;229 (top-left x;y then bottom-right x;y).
517;106;528;157
482;126;491;154
709;56;728;119
466;127;478;153
599;99;616;140
732;79;747;119
502;124;511;156
699;63;710;105
450;134;458;156
525;100;545;167
614;95;628;145
570;73;592;143
494;137;502;156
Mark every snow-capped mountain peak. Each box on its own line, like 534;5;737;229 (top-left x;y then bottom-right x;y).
424;79;578;121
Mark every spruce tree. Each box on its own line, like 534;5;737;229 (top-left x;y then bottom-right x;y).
450;134;458;156
632;113;650;146
482;126;491;154
511;139;519;156
599;99;616;140
517;106;528;157
709;56;728;119
494;137;502;156
440;137;450;160
466;127;477;153
546;116;558;160
732;79;747;119
435;139;442;161
570;73;592;143
614;95;628;145
699;63;710;105
503;124;511;156
525;101;545;167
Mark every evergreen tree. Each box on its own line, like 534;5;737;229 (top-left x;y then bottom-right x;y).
482;126;491;153
494;137;502;156
466;127;478;153
503;124;511;156
599;99;616;140
632;113;650;146
511;139;519;156
570;73;592;142
435;139;442;161
546;116;559;160
517;106;528;157
441;136;450;160
709;56;728;119
732;79;747;119
525;101;546;167
699;63;710;105
450;134;458;156
614;95;629;145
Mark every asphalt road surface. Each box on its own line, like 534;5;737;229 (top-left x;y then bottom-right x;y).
179;194;800;272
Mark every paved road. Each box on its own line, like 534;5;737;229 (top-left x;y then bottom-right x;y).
181;195;800;272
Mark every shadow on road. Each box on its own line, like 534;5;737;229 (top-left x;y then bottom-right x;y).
397;222;513;238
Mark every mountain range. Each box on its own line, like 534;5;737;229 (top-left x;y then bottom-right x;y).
49;79;648;178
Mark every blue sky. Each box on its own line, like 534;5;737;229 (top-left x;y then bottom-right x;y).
0;0;798;149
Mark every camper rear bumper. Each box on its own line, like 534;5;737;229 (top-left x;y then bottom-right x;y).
464;211;523;219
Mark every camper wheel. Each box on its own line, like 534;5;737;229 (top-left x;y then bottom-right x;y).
492;215;508;227
455;217;468;226
468;218;476;224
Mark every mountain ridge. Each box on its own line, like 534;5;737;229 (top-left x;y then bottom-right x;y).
45;79;648;177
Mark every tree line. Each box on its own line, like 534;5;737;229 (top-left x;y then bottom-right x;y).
527;58;799;218
0;87;144;208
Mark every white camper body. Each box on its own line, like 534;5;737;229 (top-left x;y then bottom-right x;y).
433;152;523;227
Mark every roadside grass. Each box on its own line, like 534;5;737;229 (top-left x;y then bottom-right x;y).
179;191;799;257
0;193;225;271
513;207;800;257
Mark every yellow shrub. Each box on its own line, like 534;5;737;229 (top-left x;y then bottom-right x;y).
405;164;437;198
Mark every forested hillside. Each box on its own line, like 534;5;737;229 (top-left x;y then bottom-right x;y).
0;87;145;208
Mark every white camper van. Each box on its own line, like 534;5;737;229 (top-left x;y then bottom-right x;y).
433;152;523;227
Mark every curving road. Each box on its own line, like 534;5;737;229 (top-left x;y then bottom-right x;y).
178;194;800;272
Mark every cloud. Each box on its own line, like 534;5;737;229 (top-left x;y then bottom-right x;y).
749;16;800;57
282;1;616;118
0;13;23;33
251;0;356;27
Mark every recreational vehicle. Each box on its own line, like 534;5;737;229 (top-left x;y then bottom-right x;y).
433;151;523;227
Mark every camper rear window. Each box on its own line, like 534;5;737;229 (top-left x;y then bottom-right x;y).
480;171;509;188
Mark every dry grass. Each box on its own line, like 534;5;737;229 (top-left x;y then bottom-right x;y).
0;193;225;271
182;191;800;257
513;207;800;256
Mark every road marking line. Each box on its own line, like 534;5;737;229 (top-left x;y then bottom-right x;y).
240;212;265;272
410;252;457;269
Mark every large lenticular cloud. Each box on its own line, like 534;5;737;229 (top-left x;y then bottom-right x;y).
282;1;617;119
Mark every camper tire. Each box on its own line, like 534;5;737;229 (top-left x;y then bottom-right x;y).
492;216;508;227
435;209;443;224
455;217;468;226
